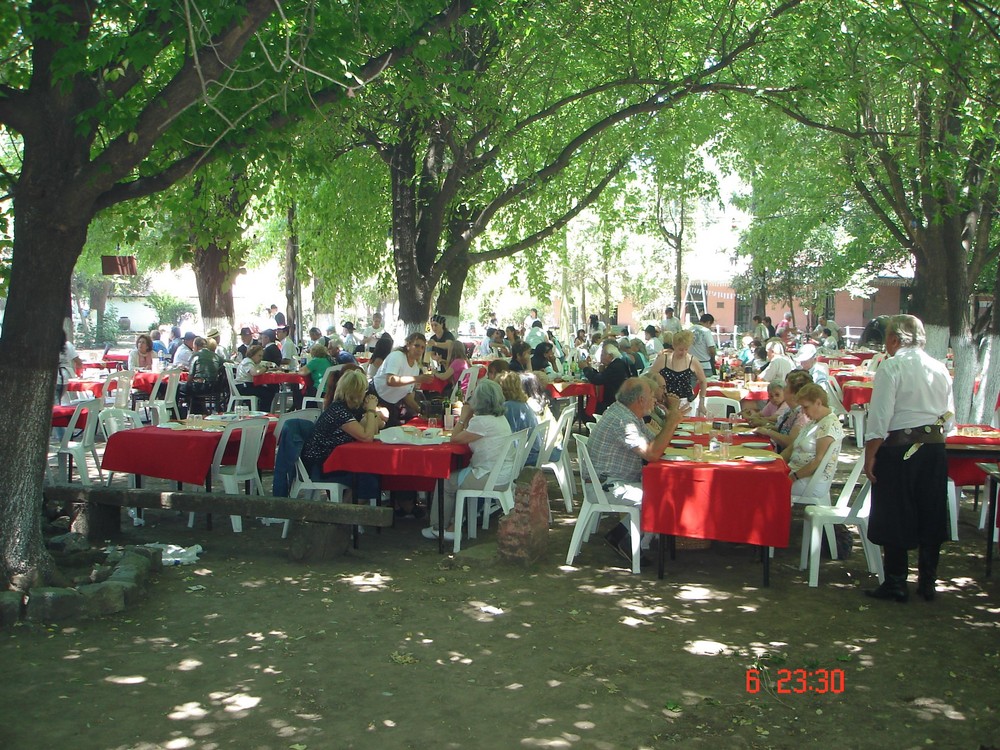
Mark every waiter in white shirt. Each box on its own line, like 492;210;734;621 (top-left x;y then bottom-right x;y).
361;312;389;351
863;314;954;603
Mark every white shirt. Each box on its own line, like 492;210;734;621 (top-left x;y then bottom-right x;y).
761;354;794;383
280;338;297;362
362;326;388;349
342;332;360;352
173;343;194;368
660;316;683;334
865;346;955;441
236;357;258;383
374;350;420;405
689;324;715;365
645;337;664;357
466;414;515;480
524;326;547;349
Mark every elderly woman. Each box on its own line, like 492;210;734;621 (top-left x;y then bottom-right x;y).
423;379;514;541
372;332;434;426
300;369;385;502
235;344;276;412
650;329;707;417
759;340;795;383
780;383;844;499
299;343;333;399
582;340;633;414
752;370;812;449
128;334;155;370
499;371;541;465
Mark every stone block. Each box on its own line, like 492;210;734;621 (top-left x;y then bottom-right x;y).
102;580;141;606
128;545;164;573
26;587;84;622
77;582;126;616
0;591;24;629
47;532;90;553
497;469;550;565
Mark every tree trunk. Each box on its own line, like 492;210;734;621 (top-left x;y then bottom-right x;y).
435;255;470;331
285;203;300;342
89;278;113;344
0;200;89;588
192;242;236;348
390;142;435;332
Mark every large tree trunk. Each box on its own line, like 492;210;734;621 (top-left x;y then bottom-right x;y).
435;255;470;331
193;242;236;348
390;140;435;332
0;200;89;588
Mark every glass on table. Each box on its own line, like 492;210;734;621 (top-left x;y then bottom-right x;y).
427;417;440;430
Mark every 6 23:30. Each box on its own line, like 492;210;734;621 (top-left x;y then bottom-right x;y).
746;668;845;694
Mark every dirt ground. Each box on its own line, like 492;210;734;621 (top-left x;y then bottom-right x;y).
3;452;1000;750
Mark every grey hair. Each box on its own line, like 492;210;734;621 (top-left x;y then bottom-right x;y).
601;342;621;359
469;378;506;417
888;314;926;348
765;340;785;355
617;377;649;406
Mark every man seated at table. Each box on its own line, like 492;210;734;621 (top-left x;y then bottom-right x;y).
794;343;830;387
235;327;258;360
150;329;168;357
644;325;663;358
180;337;223;414
275;325;297;365
759;340;794;383
582;341;635;414
524;319;547;349
172;331;197;368
327;334;358;365
260;329;282;367
588;377;684;562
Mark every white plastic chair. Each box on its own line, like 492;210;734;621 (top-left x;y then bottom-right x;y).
52;398;103;485
224;362;257;412
150;369;182;420
187;418;269;533
800;477;885;587
302;366;340;410
704;396;741;419
565;434;641;574
103;369;135;409
452;431;523;553
791;441;841;557
536;406;576;513
97;407;145;487
453;365;480;401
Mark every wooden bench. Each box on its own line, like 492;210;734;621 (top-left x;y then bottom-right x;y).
44;486;393;562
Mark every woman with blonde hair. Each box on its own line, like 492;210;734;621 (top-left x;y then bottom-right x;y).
780;383;844;498
300;369;385;501
650;329;707;416
499;371;540;465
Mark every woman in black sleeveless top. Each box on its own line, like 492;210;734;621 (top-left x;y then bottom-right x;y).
650;329;707;416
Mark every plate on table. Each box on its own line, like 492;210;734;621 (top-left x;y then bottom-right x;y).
205;413;240;421
743;455;777;463
742;441;772;449
670;439;694;446
661;454;692;462
155;422;185;430
673;430;692;437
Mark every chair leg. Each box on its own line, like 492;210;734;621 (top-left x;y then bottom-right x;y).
565;506;594;565
187;512;196;528
808;520;824;587
230;515;242;533
626;512;641;574
453;494;466;554
825;525;839;561
799;514;812;571
947;480;959;541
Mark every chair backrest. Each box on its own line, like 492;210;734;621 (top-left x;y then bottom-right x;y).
480;430;523;491
704;396;740;418
843;480;873;522
832;455;866;508
463;365;480;398
211;418;269;481
794;439;840;500
223;362;241;394
313;366;338;401
573;433;614;508
154;369;182;404
104;369;135;409
514;424;541;474
276;408;322;443
97;407;144;440
539;404;575;465
823;380;848;417
62;398;102;449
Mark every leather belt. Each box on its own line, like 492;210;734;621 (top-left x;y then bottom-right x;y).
883;424;945;447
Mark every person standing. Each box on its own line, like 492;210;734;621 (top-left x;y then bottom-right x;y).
863;315;955;603
362;312;389;352
689;313;717;375
659;307;683;335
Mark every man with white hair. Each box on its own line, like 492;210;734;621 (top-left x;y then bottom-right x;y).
863;314;955;603
582;341;634;414
794;343;829;387
588;377;684;563
759;340;794;383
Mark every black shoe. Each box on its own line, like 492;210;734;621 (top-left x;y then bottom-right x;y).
866;577;909;603
916;578;936;602
412;506;426;520
604;523;628;547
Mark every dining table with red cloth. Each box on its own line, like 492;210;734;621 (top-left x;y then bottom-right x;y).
832;370;871;387
547;380;601;420
80;361;116;372
323;439;471;552
101;421;278;487
642;456;792;586
852;350;878;362
419;377;451;394
841;381;874;409
67;378;107;397
819;354;861;366
52;404;88;428
253;371;308;390
131;370;189;395
945;426;1000;488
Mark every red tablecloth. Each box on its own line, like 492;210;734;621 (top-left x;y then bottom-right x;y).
130;370;189;395
420;377;451;394
841;382;873;408
80;361;116;372
642;458;792;548
670;432;775;447
832;370;871;387
101;422;277;485
852;351;877;362
323;440;471;492
547;381;600;418
946;426;1000;487
52;404;88;428
253;372;308;389
67;378;106;397
104;353;129;364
